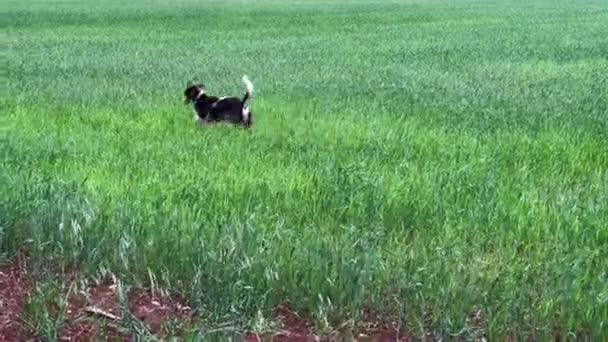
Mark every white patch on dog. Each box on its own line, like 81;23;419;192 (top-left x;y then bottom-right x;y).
210;97;226;109
242;75;253;94
193;109;203;123
195;89;205;100
242;106;250;121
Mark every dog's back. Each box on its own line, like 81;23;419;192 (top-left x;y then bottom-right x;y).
208;97;246;124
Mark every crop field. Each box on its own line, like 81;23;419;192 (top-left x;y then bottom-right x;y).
2;0;608;339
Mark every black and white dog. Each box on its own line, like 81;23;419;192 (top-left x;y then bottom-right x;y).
183;75;254;128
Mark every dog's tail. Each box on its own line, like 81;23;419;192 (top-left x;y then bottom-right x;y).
241;75;254;126
242;75;254;104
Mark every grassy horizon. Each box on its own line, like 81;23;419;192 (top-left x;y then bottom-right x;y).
3;0;608;339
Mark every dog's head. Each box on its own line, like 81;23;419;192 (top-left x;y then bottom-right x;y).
183;82;205;104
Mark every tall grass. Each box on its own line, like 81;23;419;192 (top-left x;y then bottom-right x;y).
3;0;607;338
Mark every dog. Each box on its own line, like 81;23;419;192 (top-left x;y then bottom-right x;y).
183;75;254;128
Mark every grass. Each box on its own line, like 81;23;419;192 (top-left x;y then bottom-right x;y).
3;0;608;339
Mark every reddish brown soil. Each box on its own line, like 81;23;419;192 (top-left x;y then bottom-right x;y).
245;304;317;342
128;288;192;333
244;305;413;342
60;279;193;340
0;256;31;341
1;258;412;341
61;279;125;341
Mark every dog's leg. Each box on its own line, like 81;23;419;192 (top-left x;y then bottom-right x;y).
194;109;212;127
241;75;254;127
241;106;251;126
193;110;199;119
193;109;204;126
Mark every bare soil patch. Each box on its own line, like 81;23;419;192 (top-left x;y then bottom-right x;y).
1;257;413;341
0;256;31;341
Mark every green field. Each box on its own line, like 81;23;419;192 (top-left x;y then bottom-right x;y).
3;0;608;339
